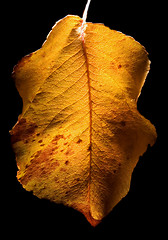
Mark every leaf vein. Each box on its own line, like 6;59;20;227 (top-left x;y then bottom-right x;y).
47;70;87;103
42;92;89;133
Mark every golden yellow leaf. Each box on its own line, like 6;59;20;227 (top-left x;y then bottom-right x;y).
10;15;157;226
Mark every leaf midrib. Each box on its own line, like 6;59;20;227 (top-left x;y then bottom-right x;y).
81;35;92;205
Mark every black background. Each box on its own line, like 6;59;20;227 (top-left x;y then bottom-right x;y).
3;0;165;237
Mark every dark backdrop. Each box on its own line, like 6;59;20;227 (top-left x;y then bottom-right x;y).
3;0;164;237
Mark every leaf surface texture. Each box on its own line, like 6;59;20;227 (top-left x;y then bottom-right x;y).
11;15;157;226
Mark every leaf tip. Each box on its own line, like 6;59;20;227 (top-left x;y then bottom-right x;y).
71;203;101;227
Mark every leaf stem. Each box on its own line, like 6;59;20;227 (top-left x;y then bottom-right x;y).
81;0;91;41
82;0;91;24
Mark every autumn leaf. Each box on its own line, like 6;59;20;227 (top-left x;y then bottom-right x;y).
10;14;156;226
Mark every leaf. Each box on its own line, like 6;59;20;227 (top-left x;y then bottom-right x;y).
10;15;157;226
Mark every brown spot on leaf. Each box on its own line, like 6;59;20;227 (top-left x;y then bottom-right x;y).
42;52;46;58
20;140;61;185
120;121;126;126
111;62;115;69
38;139;43;143
54;177;59;183
65;149;74;156
60;168;66;172
76;138;82;144
11;118;38;144
52;146;59;151
52;135;64;143
30;150;42;159
118;64;122;69
52;160;60;167
35;150;42;158
65;160;69;165
87;144;92;151
25;164;29;169
12;53;33;76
